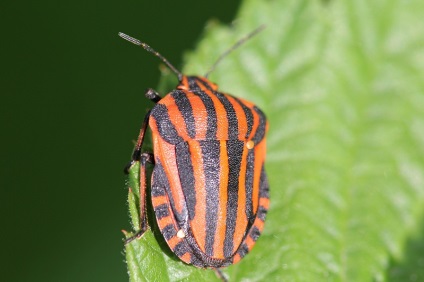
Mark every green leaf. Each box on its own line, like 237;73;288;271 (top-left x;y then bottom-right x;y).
127;161;140;230
124;0;424;281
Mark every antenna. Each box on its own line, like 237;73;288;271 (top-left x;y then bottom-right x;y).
204;25;266;78
119;32;183;81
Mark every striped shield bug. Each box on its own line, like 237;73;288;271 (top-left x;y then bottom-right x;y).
120;26;269;276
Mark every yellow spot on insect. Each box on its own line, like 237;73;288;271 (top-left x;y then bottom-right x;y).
246;140;255;149
177;229;185;238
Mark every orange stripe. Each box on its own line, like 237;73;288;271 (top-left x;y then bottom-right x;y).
232;253;242;264
180;252;191;264
254;216;265;231
150;182;186;258
166;97;190;141
197;83;229;140
150;117;186;216
226;95;248;140
231;215;267;264
167;235;181;250
237;97;260;141
184;91;208;140
151;195;167;203
157;215;174;228
260;197;270;210
177;75;190;90
249;105;260;140
244;233;256;250
252;139;267;214
188;140;207;253
231;195;269;264
213;141;229;259
232;144;249;254
151;194;176;230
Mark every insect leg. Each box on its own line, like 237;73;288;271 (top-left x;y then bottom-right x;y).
124;110;151;174
123;110;153;244
214;269;228;282
145;88;161;103
138;152;154;232
125;152;154;245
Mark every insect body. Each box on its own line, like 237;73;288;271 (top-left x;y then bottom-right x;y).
120;29;269;269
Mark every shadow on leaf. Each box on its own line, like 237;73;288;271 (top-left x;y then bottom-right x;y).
387;215;424;281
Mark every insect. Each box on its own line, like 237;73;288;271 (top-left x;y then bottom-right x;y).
120;26;269;273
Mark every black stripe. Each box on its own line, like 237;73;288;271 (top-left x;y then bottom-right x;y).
188;77;201;90
152;160;187;223
257;205;267;221
196;78;239;140
215;92;239;140
250;226;261;241
175;142;196;221
173;241;189;257
151;183;166;197
150;104;184;145
252;105;267;144
190;253;203;267
238;243;249;258
245;149;255;222
259;165;270;199
234;97;254;139
193;91;218;139
154;203;170;219
193;77;213;91
162;224;177;240
171;90;196;139
187;77;217;139
224;140;244;257
199;140;221;257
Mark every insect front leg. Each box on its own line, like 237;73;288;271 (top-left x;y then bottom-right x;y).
123;87;160;174
124;110;151;174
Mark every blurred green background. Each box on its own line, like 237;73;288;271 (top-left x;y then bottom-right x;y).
1;1;241;281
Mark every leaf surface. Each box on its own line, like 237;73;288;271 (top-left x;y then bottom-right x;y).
125;0;424;281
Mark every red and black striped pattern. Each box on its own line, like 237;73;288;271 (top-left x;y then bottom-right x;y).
149;76;269;268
